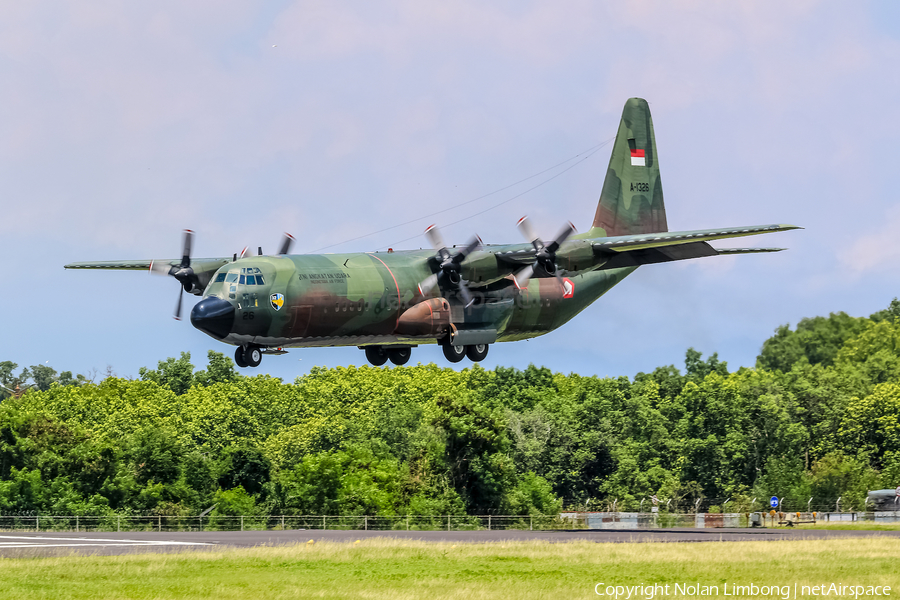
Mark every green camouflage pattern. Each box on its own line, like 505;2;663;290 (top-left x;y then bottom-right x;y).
590;97;667;237
65;98;799;364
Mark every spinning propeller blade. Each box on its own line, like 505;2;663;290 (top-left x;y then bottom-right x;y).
417;225;481;306
513;217;576;289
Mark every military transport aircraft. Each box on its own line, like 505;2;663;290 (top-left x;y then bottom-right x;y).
65;98;798;368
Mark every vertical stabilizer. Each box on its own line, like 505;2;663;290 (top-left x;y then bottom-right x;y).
591;98;668;237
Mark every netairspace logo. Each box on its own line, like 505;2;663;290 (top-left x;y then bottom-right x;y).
594;583;892;599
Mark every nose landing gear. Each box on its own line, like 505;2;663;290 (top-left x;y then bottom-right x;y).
234;345;262;368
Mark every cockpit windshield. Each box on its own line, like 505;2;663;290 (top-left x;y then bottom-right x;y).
214;268;264;285
211;266;266;302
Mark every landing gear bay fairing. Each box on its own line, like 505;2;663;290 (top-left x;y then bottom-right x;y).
65;99;799;368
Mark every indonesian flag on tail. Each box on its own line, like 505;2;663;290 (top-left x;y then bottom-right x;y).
630;149;645;167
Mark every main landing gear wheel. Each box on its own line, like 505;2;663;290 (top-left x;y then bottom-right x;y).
365;346;388;366
388;348;411;366
466;344;489;362
234;346;248;368
442;343;466;363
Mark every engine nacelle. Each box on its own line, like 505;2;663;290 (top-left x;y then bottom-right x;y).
395;297;452;336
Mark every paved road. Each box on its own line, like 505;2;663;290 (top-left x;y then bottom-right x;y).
2;528;899;557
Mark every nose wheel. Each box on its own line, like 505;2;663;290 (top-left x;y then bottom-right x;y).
235;345;263;368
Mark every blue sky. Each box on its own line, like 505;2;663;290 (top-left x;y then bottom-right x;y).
3;2;899;381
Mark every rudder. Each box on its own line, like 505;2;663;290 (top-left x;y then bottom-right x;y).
591;98;667;237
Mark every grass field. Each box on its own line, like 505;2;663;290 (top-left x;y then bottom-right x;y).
1;538;898;600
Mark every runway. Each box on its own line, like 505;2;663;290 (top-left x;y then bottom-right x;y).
2;528;899;557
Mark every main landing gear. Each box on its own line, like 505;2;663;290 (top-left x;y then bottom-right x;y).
364;346;411;366
361;343;489;366
442;343;489;363
234;345;262;368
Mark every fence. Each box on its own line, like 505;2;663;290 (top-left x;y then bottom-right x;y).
0;514;581;533
3;511;899;533
560;511;900;529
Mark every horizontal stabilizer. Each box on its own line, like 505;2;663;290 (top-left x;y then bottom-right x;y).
714;247;786;255
591;224;800;253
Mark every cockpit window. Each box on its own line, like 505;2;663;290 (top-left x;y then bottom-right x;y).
215;273;226;283
232;267;266;286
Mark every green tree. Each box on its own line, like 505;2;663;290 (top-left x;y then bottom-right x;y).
431;392;514;512
757;313;870;372
211;486;258;517
139;352;195;395
29;365;58;392
839;383;900;467
504;472;562;515
218;445;271;496
193;351;239;387
685;348;728;381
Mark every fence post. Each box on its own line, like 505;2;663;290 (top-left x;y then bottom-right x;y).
117;516;120;532
36;515;39;531
447;515;450;531
364;515;367;531
530;515;533;531
323;515;326;530
76;515;79;532
159;515;161;532
282;515;285;530
406;515;409;531
488;515;491;531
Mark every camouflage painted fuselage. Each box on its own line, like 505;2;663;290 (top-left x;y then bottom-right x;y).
204;249;634;349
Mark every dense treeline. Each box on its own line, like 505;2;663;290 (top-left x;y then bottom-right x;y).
2;301;900;517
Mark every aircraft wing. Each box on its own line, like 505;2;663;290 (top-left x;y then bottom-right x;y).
64;258;230;273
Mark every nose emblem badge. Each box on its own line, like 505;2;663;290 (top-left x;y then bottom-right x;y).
270;293;284;311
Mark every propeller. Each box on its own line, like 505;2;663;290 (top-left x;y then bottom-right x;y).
233;233;294;261
418;224;482;306
513;216;576;289
150;229;200;320
277;233;295;255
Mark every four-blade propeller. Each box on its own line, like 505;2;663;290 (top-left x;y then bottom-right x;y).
513;216;576;289
418;224;482;307
150;229;200;320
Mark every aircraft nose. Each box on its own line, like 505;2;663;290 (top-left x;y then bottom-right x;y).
190;296;235;339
